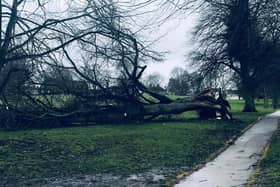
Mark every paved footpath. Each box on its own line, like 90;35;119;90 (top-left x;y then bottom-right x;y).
175;111;280;187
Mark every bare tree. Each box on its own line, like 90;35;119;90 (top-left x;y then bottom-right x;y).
0;0;232;128
189;0;280;112
0;0;156;126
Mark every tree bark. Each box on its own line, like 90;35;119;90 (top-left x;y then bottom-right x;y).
142;101;221;116
242;89;257;112
263;87;269;108
240;61;257;112
272;92;279;109
64;101;226;124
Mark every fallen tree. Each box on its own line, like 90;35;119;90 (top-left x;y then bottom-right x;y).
0;0;232;129
0;87;232;129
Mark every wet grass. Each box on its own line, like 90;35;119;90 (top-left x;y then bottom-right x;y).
253;130;280;187
0;100;275;184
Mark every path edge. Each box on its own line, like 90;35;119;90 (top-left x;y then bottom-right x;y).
245;118;280;186
166;115;267;187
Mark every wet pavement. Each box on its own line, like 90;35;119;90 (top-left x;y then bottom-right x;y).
175;111;280;187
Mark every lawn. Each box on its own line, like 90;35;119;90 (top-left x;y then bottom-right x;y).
0;99;275;185
252;129;280;187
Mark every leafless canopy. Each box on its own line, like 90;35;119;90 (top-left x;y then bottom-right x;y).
190;0;280;111
0;0;232;128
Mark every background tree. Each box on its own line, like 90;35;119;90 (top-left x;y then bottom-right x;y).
261;44;280;109
191;0;280;112
0;59;32;108
188;72;204;96
167;67;191;96
144;73;165;93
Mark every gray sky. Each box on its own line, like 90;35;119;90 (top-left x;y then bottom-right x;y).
56;0;198;83
24;0;198;84
115;0;199;84
144;15;198;83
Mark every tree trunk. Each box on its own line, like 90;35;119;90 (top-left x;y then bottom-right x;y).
263;87;269;108
142;101;221;116
65;101;227;124
239;63;257;112
272;92;279;109
243;90;257;112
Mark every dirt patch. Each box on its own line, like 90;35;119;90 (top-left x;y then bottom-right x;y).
1;167;189;187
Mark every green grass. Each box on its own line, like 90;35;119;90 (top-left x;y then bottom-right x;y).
35;94;75;108
253;130;280;187
0;100;275;184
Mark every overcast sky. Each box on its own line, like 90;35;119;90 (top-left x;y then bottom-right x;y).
144;14;198;83
111;0;200;84
30;0;199;84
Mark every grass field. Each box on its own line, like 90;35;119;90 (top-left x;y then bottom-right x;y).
0;99;275;185
252;128;280;187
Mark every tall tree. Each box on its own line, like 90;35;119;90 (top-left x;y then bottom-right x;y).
192;0;280;112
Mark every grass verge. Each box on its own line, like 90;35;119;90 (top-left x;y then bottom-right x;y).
251;128;280;187
0;100;275;185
